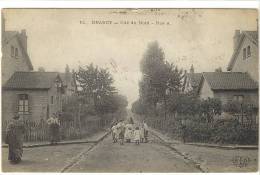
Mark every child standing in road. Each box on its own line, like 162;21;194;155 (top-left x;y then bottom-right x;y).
140;125;145;143
118;127;125;145
111;124;117;143
134;127;141;145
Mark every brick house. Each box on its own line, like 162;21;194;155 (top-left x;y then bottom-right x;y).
2;72;64;122
198;30;258;103
198;72;258;106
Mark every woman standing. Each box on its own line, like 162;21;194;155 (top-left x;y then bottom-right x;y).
5;115;25;164
118;125;125;145
47;114;60;145
143;121;149;143
140;125;145;143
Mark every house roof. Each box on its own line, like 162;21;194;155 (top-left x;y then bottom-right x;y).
186;73;202;87
201;72;258;91
3;72;61;90
2;31;18;43
227;30;258;71
244;31;258;44
2;31;34;70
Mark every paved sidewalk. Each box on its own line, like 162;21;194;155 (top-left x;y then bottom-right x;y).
149;128;258;172
2;129;110;148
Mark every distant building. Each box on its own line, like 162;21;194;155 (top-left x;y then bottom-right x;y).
1;29;33;84
182;65;202;94
227;30;258;82
198;72;258;106
60;65;77;98
2;72;64;121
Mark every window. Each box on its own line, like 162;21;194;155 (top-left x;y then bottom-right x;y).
247;46;251;58
15;48;18;58
11;46;15;57
18;94;29;114
51;96;54;104
243;48;246;60
233;95;244;103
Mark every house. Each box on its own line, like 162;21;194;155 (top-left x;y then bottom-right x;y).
182;65;202;94
198;72;258;106
1;29;33;84
227;30;258;82
2;72;64;121
60;66;77;98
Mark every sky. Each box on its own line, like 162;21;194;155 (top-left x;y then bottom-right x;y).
3;9;257;107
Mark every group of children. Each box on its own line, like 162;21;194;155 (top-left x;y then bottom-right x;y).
111;120;148;145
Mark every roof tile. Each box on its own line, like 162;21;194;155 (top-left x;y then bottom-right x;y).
3;72;61;90
203;72;258;90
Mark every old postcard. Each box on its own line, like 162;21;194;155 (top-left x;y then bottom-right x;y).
1;8;259;173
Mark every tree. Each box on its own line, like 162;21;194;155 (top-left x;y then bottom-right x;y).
38;67;45;72
75;63;116;113
96;93;127;114
215;67;222;72
131;99;147;115
65;64;70;74
139;41;167;107
138;41;184;118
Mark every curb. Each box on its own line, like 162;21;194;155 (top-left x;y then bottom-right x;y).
149;129;258;150
184;143;258;150
2;131;110;148
149;130;205;173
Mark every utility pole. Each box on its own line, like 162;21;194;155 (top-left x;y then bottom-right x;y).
164;94;167;120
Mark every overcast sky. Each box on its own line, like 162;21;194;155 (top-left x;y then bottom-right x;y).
3;9;257;106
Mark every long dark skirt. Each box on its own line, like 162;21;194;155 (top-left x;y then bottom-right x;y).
8;145;22;164
144;130;148;142
49;124;60;144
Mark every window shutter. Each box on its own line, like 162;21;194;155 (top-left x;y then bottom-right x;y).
28;94;32;114
15;94;19;114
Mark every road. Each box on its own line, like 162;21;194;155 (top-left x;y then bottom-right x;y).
1;143;95;172
65;134;200;172
2;133;200;172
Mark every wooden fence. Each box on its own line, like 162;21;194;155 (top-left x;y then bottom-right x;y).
2;118;111;142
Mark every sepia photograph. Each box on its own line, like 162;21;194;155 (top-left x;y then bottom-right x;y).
1;8;259;173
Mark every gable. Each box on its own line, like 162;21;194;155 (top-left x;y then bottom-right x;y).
227;31;258;71
2;32;33;71
198;77;214;99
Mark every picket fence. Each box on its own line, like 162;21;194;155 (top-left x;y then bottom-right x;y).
2;119;111;142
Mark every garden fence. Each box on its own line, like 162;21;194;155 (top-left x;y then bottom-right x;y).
2;118;111;142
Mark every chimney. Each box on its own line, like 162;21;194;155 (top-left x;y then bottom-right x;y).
233;30;240;51
1;12;5;48
65;64;70;85
190;64;194;74
1;13;5;33
257;19;258;32
19;29;27;52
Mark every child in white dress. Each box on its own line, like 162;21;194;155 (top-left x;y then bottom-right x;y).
134;127;141;145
